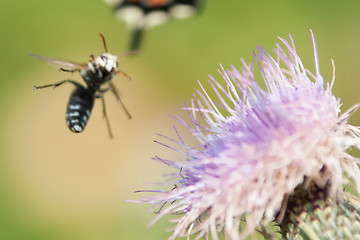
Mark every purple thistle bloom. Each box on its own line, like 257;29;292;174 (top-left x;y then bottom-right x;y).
140;30;360;240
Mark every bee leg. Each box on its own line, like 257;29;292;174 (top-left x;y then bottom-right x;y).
34;79;83;91
96;94;113;139
116;71;131;81
109;82;132;119
59;67;80;73
98;87;110;93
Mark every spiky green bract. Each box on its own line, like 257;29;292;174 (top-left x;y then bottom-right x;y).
281;184;360;240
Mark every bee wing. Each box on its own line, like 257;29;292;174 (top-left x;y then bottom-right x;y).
29;53;87;69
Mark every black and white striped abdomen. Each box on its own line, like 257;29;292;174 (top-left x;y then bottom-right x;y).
66;86;95;133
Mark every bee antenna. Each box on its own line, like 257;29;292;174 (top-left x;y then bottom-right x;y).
99;33;108;53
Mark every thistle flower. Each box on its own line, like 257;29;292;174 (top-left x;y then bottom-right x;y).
139;30;360;240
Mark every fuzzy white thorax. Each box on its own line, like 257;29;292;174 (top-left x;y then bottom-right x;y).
93;53;118;73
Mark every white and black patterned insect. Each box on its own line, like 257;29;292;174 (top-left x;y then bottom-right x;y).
31;34;136;138
104;0;203;50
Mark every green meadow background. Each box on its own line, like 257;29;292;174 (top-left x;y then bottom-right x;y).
1;1;360;239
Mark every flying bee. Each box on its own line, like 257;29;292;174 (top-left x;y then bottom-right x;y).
31;33;137;138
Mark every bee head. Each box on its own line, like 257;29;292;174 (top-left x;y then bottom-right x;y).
89;33;118;73
94;53;118;73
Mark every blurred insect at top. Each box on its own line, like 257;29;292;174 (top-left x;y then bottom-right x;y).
103;0;203;51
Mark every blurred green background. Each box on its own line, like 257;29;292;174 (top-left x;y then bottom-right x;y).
1;0;360;239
